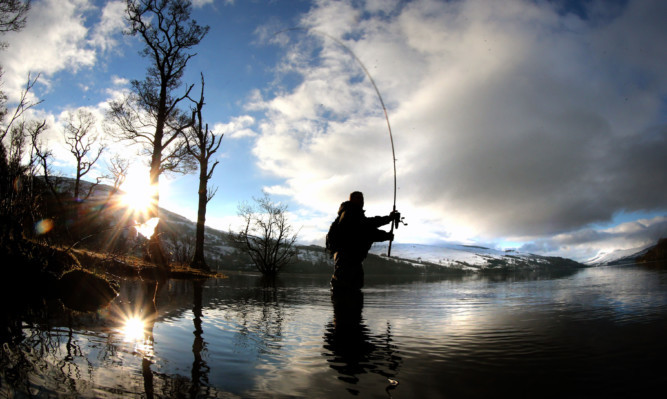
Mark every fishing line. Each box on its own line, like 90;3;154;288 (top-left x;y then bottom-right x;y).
275;28;401;255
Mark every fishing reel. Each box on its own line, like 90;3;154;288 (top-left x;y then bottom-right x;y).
391;210;407;229
387;210;406;257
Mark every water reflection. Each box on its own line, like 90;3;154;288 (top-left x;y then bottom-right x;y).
123;279;213;398
131;281;159;398
0;308;100;397
2;267;666;397
324;290;402;396
190;279;210;398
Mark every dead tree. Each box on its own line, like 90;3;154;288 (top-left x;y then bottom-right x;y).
105;154;129;195
29;119;67;239
233;194;299;277
63;109;105;200
106;0;208;271
184;74;221;271
1;73;42;142
1;0;31;122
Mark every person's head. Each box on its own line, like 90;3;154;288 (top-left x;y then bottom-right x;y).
349;191;364;207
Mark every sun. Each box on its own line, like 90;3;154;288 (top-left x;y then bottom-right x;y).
122;316;146;342
120;315;154;356
119;173;157;217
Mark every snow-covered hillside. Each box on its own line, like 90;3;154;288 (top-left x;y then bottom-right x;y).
160;209;583;272
370;242;514;266
368;242;580;271
585;245;651;266
58;178;584;273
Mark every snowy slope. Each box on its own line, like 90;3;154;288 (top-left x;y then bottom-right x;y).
158;210;583;272
60;178;584;272
585;245;651;266
370;242;510;266
367;242;567;270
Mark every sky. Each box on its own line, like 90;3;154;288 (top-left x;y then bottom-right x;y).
1;0;666;262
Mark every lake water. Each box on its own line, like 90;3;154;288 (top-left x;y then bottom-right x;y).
2;266;666;398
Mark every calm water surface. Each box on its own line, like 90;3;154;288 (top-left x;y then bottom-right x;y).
2;266;666;398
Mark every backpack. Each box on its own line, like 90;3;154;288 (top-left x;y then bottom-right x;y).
325;216;341;258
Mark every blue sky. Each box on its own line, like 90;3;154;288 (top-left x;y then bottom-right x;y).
2;0;666;262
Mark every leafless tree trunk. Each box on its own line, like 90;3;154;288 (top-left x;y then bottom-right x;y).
0;72;41;237
185;74;221;271
1;0;31;124
164;230;195;265
105;154;129;195
1;73;42;142
63;109;106;200
233;193;299;276
106;0;209;271
28;119;68;240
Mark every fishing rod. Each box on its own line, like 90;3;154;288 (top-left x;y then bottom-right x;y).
276;28;406;256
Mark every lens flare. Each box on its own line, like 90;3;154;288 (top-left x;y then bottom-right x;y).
120;315;154;357
136;217;160;238
120;183;157;215
123;316;146;342
34;219;54;235
118;168;159;218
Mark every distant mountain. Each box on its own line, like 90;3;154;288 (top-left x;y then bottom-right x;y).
584;246;651;266
585;238;667;267
158;212;587;274
54;178;586;274
637;238;667;268
368;242;584;272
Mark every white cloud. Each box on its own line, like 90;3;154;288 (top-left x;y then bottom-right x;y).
111;75;129;87
519;215;667;262
213;115;257;139
90;0;127;52
2;0;96;100
250;0;667;249
191;0;217;8
1;0;126;103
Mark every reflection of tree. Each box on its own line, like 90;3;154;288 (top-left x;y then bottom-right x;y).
190;279;210;397
60;323;84;392
224;276;287;351
0;279;229;398
141;280;160;399
0;309;94;397
323;290;402;395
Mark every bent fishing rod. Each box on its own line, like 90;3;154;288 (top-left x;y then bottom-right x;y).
276;28;406;256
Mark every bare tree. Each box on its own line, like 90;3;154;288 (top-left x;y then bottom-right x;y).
107;0;208;270
29;119;55;195
105;154;129;195
1;72;41;142
163;230;195;265
1;1;31;123
185;74;221;271
0;73;40;234
233;193;299;276
63;109;106;200
1;120;34;220
0;0;30;35
27;119;68;240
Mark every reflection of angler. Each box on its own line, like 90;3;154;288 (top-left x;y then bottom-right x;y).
324;291;402;393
